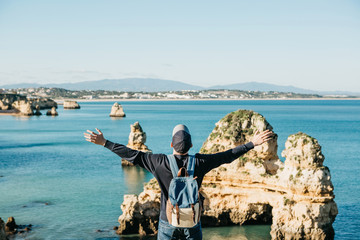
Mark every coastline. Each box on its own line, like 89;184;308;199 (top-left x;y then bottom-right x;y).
55;97;360;103
2;97;358;115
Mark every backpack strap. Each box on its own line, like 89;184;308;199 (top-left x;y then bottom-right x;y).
187;155;195;177
167;154;195;178
167;154;179;178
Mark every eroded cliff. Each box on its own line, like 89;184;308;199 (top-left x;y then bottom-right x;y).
0;93;57;116
116;110;338;239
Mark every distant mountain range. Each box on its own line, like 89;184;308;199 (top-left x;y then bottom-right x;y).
209;82;360;96
0;78;203;92
1;78;359;96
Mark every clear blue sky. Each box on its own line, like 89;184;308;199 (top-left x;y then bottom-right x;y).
0;0;359;91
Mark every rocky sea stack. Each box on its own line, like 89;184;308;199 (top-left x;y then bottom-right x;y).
34;105;42;116
116;109;338;239
0;218;5;240
109;102;126;117
122;122;152;166
63;100;80;109
0;216;32;239
46;107;58;116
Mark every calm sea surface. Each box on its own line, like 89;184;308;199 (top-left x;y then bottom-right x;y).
0;100;359;240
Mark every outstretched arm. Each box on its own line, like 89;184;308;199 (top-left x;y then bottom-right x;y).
250;129;273;146
83;128;160;173
84;128;107;146
198;129;274;174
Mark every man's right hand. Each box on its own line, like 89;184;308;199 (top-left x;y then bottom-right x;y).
84;128;107;146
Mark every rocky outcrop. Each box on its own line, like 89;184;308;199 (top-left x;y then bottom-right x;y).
0;94;26;111
5;217;17;236
0;100;10;110
63;100;80;109
46;107;58;116
0;94;56;115
117;179;160;235
12;100;33;116
122;122;152;166
109;102;126;117
29;98;57;110
116;109;337;239
1;217;32;238
0;218;5;240
34;105;42;116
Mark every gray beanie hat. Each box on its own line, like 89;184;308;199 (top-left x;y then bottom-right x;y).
172;124;192;154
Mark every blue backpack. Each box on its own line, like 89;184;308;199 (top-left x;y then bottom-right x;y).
166;155;202;228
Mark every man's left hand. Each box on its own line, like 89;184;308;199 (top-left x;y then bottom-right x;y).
84;128;106;146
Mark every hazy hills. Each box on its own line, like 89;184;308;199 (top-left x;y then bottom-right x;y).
0;78;204;92
210;82;360;96
1;78;359;96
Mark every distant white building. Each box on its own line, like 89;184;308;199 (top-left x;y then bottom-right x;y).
166;93;192;99
120;93;130;99
82;95;93;100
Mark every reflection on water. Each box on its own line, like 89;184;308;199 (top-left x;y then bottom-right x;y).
122;166;146;194
14;115;32;121
203;225;271;240
111;116;126;121
97;225;271;240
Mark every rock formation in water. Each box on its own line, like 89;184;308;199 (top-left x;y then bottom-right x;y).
29;98;57;110
122;122;152;166
34;105;42;116
0;216;32;238
63;100;80;109
0;100;10;110
4;217;17;236
116;109;338;239
0;218;5;240
109;102;126;117
0;93;56;116
0;94;26;111
117;182;160;235
12;100;33;116
46;107;58;116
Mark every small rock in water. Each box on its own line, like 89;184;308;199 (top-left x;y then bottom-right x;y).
46;107;58;116
109;102;126;117
5;216;17;233
63;100;80;109
34;105;42;116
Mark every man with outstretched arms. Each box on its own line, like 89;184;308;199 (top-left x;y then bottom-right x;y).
84;124;273;240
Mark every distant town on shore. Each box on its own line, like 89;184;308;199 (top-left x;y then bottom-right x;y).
0;87;357;101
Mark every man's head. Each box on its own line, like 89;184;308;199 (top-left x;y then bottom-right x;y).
171;124;192;154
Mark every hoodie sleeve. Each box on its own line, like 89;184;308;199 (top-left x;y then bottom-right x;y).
195;142;254;174
104;140;162;174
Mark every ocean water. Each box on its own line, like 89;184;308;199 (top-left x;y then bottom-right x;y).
0;100;359;240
